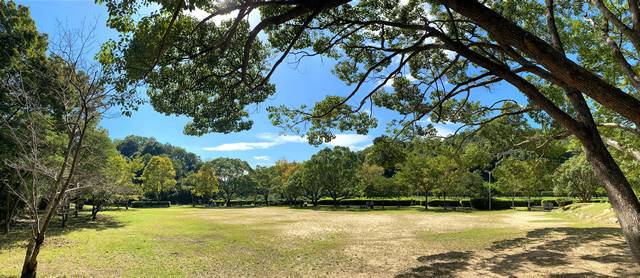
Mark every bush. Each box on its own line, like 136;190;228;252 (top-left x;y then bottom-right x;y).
425;200;462;207
470;198;512;210
542;198;573;207
316;199;418;206
131;201;171;208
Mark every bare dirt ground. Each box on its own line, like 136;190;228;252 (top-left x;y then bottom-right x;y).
193;207;639;277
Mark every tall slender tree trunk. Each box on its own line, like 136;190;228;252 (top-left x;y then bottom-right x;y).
527;196;531;211
424;191;429;210
21;233;45;278
443;193;447;210
4;194;18;235
3;191;9;235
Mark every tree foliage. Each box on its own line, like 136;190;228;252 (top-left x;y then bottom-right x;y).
142;156;177;199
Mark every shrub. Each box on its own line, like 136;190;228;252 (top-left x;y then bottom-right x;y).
425;200;462;207
131;201;171;208
316;199;418;206
470;198;512;210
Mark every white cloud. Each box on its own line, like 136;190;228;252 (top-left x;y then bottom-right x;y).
419;119;459;137
256;133;307;143
443;49;457;60
253;155;271;161
185;8;261;28
185;8;237;24
202;141;277;151
434;125;456;137
325;134;372;150
202;133;306;152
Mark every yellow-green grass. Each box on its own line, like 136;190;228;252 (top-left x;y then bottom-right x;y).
0;205;637;277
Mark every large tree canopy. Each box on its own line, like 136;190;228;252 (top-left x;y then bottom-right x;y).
100;0;640;262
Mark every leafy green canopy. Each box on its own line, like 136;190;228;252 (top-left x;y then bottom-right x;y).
142;155;177;198
99;0;274;135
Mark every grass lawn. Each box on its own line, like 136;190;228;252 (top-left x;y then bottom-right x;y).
0;205;638;277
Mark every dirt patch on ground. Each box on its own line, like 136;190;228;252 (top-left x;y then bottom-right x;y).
196;207;638;277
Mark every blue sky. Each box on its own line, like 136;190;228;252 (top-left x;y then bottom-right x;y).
18;0;524;166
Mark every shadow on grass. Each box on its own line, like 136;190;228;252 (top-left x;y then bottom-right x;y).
397;227;639;277
0;211;125;251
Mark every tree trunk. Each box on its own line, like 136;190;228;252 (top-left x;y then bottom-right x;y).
443;194;447;210
91;205;100;221
511;193;515;210
4;194;19;235
264;193;269;206
527;196;531;211
333;197;338;207
579;133;640;262
21;234;45;278
488;187;492;211
3;192;9;235
73;201;79;218
424;191;429;210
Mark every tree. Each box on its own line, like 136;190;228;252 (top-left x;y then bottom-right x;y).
282;166;304;205
396;145;440;210
358;164;387;199
101;0;640;260
494;156;551;210
297;162;323;207
72;129;118;222
141;156;177;200
253;165;278;205
208;158;252;207
357;164;403;207
364;136;406;177
554;154;602;203
1;12;118;277
273;159;300;203
188;163;219;206
0;0;51;237
304;147;359;207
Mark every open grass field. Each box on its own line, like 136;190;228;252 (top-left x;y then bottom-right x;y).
1;204;638;277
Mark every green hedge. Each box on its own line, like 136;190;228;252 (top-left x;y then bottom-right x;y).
424;200;464;207
131;201;171;208
316;199;417;206
470;198;512;210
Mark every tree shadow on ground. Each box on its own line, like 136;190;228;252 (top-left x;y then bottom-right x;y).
0;211;125;251
396;251;473;277
397;227;639;277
